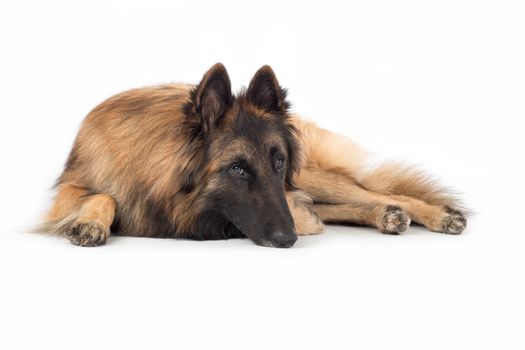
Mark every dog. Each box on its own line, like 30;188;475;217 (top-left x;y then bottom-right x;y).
39;63;467;248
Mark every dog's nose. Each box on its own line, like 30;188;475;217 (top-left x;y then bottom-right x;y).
270;231;297;248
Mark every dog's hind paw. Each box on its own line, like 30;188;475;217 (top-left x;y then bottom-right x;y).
380;205;411;234
440;207;467;234
66;221;109;247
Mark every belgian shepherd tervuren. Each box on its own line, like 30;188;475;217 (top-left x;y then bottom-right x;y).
40;63;467;248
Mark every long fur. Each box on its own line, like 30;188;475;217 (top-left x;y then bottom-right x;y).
38;64;467;244
359;161;465;211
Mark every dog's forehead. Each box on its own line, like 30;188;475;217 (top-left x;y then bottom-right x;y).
208;118;287;168
231;107;274;133
220;106;286;147
212;132;285;159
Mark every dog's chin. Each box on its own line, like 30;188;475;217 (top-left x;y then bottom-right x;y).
250;236;296;249
253;238;275;248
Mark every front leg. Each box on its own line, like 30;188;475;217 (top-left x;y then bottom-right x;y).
286;190;411;235
312;203;411;234
286;191;325;236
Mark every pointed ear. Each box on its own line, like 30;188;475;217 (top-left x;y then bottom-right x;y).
246;65;288;114
193;63;232;133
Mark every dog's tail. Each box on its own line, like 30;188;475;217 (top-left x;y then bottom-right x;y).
359;161;465;211
31;213;78;237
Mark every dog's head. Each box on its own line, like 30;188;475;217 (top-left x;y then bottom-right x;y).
184;63;302;248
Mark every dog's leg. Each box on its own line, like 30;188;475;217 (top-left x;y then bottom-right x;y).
67;193;116;246
286;191;325;235
388;195;466;234
298;170;411;234
293;116;467;234
296;167;466;234
312;203;410;234
44;183;116;246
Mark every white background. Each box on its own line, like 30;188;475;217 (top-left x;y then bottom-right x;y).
1;1;524;349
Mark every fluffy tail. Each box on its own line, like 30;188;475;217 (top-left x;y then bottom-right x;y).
32;213;78;237
359;161;465;211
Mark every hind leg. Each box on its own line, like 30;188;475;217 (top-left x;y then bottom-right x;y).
296;167;466;234
390;195;466;234
67;193;116;246
46;184;116;246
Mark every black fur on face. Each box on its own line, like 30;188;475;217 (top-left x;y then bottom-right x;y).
243;65;302;191
181;64;301;247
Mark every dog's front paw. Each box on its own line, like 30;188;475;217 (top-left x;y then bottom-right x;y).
286;191;325;235
66;221;109;247
379;205;411;234
440;207;467;234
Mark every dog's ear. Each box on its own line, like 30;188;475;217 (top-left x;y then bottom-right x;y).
246;65;289;114
193;63;233;133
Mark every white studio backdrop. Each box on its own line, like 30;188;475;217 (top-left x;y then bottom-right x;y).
0;1;524;350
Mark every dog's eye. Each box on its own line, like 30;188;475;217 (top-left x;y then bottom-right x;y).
275;158;284;171
231;165;245;176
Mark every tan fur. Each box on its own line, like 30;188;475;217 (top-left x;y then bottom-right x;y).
290;118;466;235
54;84;206;237
286;191;325;235
41;80;466;245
